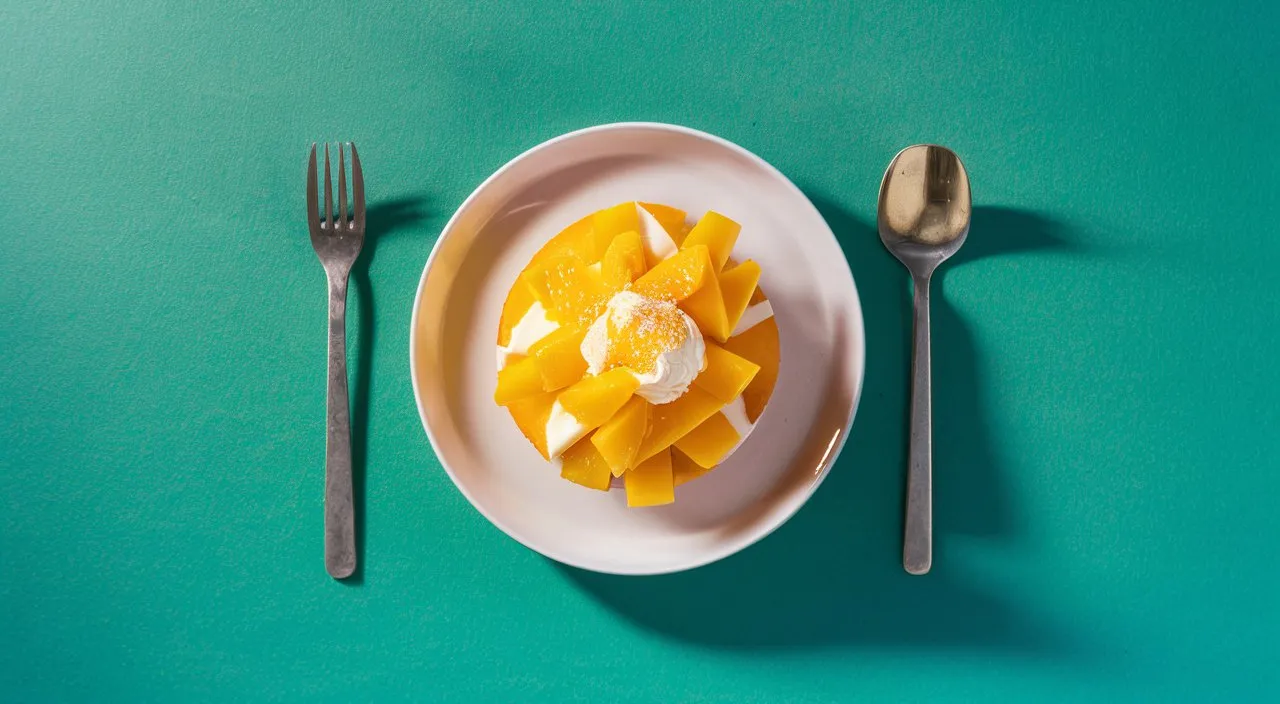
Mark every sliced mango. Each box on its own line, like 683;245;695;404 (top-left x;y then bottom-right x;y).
529;325;588;391
694;342;760;403
636;385;725;463
673;412;740;468
639;202;688;244
591;202;641;259
560;437;613;491
672;447;713;486
601;230;646;289
625;448;675;507
719;260;761;335
682;211;741;271
507;390;557;459
557;368;640;428
631;244;711;302
680;259;730;342
494;356;546;406
537;256;610;326
722;317;779;422
591;396;648;476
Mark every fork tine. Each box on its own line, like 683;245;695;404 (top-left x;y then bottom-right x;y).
323;143;333;230
306;144;319;231
337;143;348;228
350;143;365;231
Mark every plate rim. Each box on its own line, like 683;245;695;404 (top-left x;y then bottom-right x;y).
409;121;866;575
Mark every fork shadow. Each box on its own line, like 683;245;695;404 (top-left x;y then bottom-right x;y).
341;196;429;585
556;195;1084;657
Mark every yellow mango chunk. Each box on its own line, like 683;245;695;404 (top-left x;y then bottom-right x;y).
601;230;646;290
507;391;556;459
560;437;613;491
682;211;741;271
672;447;713;486
591;202;641;260
637;385;725;463
673;412;740;468
680;260;730;342
722;317;779;422
625;448;675;507
529;326;588;391
694;342;760;403
639;202;688;245
632;244;711;302
557;368;640;428
534;256;610;326
494;356;546;406
719;260;761;335
591;396;649;476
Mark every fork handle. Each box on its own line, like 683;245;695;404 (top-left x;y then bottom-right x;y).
324;275;357;579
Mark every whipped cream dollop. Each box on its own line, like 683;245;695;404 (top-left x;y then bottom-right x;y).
581;290;705;405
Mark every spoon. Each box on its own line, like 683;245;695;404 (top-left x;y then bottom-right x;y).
877;144;971;575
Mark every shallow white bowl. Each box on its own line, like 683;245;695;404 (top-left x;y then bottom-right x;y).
410;122;865;575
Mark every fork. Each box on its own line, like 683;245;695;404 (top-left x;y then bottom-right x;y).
307;143;364;579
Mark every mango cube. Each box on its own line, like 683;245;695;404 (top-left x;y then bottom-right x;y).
694;342;760;403
495;356;546;406
673;412;740;468
719;260;761;335
529;325;588;391
557;368;640;428
636;385;724;463
601;230;647;289
507;390;557;459
722;317;779;422
682;211;741;271
632;244;711;302
679;255;731;342
527;255;609;326
672;447;713;486
560;437;613;491
591;202;642;259
591;396;649;476
625;448;675;507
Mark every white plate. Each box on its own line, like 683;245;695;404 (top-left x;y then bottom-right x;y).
410;123;865;575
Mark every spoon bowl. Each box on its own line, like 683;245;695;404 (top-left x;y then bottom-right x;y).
879;145;971;272
877;144;971;575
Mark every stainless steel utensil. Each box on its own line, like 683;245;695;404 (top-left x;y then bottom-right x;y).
306;143;365;579
877;144;971;576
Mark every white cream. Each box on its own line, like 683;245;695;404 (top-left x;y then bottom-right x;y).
731;301;774;337
496;301;559;370
581;290;706;405
721;396;753;436
636;204;679;262
545;401;586;459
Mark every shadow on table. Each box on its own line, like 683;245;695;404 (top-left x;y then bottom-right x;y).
557;196;1080;654
342;195;430;585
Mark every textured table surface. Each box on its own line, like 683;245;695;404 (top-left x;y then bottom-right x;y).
3;1;1277;701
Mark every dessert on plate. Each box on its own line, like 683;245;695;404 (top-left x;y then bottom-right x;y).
494;202;779;507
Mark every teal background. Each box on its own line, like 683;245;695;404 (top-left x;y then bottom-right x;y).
3;0;1277;701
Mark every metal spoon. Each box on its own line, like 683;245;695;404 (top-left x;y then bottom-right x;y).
877;145;971;575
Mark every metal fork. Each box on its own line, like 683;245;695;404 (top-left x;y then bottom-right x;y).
306;143;365;579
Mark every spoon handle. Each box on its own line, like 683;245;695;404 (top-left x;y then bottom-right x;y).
904;273;933;575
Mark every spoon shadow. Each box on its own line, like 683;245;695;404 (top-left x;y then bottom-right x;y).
554;196;1079;657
